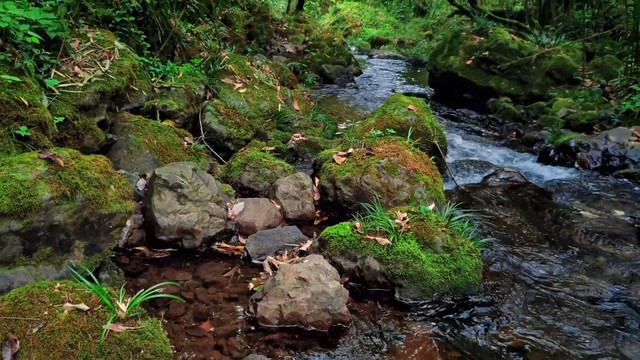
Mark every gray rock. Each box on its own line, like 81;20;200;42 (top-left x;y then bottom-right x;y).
369;50;406;61
107;126;162;174
145;162;230;248
269;172;316;222
318;64;357;86
235;198;283;235
330;253;392;290
245;226;308;260
249;255;351;332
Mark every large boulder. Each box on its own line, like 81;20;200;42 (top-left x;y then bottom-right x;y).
249;255;351;332
220;147;295;197
235;198;283;235
315;139;444;213
145;162;233;248
355;94;447;158
268;172;316;222
107;113;207;175
0;149;133;293
245;226;309;261
318;64;359;86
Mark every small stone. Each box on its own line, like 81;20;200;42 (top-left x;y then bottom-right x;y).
235;198;283;235
166;300;187;319
269;172;316;222
245;226;308;260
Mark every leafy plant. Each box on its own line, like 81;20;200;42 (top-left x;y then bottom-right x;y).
421;202;489;247
546;117;565;144
356;196;402;242
472;13;495;31
14;125;31;136
69;265;184;341
0;74;22;82
369;129;383;140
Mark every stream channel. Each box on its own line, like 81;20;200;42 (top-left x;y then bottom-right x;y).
123;56;640;360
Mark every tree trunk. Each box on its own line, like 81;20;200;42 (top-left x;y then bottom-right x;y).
296;0;305;12
286;0;293;13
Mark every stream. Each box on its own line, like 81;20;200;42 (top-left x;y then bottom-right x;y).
316;56;640;359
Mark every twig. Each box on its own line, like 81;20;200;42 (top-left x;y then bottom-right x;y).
197;103;227;164
428;139;464;191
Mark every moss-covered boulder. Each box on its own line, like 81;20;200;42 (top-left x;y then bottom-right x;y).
0;149;132;293
430;27;582;105
315;139;444;213
355;94;447;157
0;280;172;359
219;146;296;197
487;97;524;123
320;208;482;300
106;113;207;174
141;65;207;128
586;55;623;82
49;29;152;153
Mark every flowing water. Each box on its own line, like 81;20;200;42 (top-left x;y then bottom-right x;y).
317;56;640;359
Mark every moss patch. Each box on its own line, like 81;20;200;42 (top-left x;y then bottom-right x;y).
219;146;295;192
0;148;133;219
355;94;447;155
321;210;482;297
0;280;172;360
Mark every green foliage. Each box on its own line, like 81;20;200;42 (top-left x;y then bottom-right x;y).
69;264;184;341
14;125;31;136
0;1;68;76
355;196;402;242
422;201;489;247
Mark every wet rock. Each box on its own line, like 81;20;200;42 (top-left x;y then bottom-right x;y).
235;198;283;236
407;56;428;68
446;159;501;186
242;355;270;360
245;226;309;260
614;169;640;182
268;172;316;222
220;148;296;197
318;64;358;86
145;162;230;248
330;254;392;290
167;300;187;319
249;255;351;332
195;261;223;285
369;50;406;61
162;268;193;282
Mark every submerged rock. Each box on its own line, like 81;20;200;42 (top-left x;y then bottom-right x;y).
245;226;309;260
249;255;351;332
235;198;283;235
315;139;444;213
268;172;316;222
145;162;232;248
318;64;359;86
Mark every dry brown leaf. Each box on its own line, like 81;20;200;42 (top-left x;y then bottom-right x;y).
270;199;281;209
333;153;348;165
228;202;245;219
298;240;313;252
62;303;90;314
314;211;329;225
199;320;213;333
232;83;243;91
238;235;248;244
263;259;273;276
470;35;481;44
364;235;391;246
465;59;473;65
407;104;417;112
18;96;29;106
293;99;301;111
313;183;321;202
104;323;143;334
238;88;247;93
3;334;19;360
261;146;276;151
353;222;364;234
212;242;244;256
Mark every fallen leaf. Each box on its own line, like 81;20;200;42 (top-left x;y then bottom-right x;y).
270;199;281;209
313;182;321;202
429;203;436;211
470;35;482;44
238;235;247;244
261;146;276;151
465;59;473;65
333;153;348;165
263;259;273;276
238;88;247;93
290;133;307;143
104;323;144;334
353;222;364;234
222;266;239;278
293;99;301;111
199;320;213;333
228;202;245;219
18;96;29;106
298;240;313;252
184;136;194;145
28;322;46;336
2;334;19;360
408;104;417;112
62;303;90;314
314;211;329;225
364;235;391;246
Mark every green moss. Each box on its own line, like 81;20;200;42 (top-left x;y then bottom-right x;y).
318;139;445;204
0;60;53;154
587;54;622;81
124;115;207;168
430;27;583;101
0;281;172;360
523;101;548;120
321;212;482;297
0;148;133;219
219;148;295;189
355;94;447;155
487;97;524;123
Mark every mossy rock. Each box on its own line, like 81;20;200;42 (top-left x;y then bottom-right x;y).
587;55;623;82
141;65;207;128
316;138;444;213
321;210;482;300
0;149;132;288
107;114;207;174
0;280;172;359
487;97;524;123
565;110;603;132
355;94;447;157
0;60;54;154
523;101;548;120
430;27;582;102
219;145;296;197
49;29;152;152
